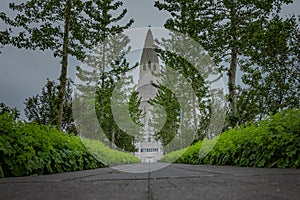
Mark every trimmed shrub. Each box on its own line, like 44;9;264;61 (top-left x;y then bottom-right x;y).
159;109;300;168
0;113;104;177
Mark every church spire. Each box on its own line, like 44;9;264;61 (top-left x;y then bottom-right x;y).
140;28;159;65
139;28;159;80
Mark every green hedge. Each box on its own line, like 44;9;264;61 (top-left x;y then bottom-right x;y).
0;113;104;177
160;109;300;168
82;138;140;166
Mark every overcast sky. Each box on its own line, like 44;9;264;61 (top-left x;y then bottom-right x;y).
0;0;299;119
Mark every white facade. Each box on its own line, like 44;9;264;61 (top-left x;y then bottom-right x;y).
134;29;163;163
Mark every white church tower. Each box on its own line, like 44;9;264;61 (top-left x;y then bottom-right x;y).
134;28;163;163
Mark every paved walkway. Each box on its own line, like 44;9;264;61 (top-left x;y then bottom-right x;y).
1;163;299;200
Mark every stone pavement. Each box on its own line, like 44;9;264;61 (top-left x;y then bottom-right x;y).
1;163;299;200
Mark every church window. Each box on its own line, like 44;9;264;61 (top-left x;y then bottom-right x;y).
148;60;151;70
153;64;156;71
143;64;146;71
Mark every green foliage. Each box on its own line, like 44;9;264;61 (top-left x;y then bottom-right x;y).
150;85;180;151
159;148;186;163
238;16;300;124
82;138;140;166
0;102;20;120
24;79;76;134
128;91;144;131
160;109;300;168
0;28;10;53
150;32;218;151
155;0;295;127
3;0;134;59
75;32;141;152
1;0;134;130
0;113;104;178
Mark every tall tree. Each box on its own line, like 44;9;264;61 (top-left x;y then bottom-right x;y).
149;30;220;152
1;0;133;130
149;83;180;153
0;19;10;54
0;102;20;120
85;73;142;152
155;0;293;127
238;15;300;122
24;79;76;133
108;76;144;151
75;32;142;152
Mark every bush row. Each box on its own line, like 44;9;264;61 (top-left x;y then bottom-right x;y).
160;109;300;168
0;113;105;177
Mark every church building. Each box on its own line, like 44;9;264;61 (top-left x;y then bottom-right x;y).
134;28;163;163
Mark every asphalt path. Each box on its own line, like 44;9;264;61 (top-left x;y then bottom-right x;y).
1;163;299;200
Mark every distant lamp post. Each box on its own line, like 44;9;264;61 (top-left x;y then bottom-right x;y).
180;108;183;149
148;118;152;143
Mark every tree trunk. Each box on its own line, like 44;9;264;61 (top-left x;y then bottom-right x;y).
192;94;197;139
100;39;106;117
229;48;238;124
56;0;71;131
228;0;238;127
